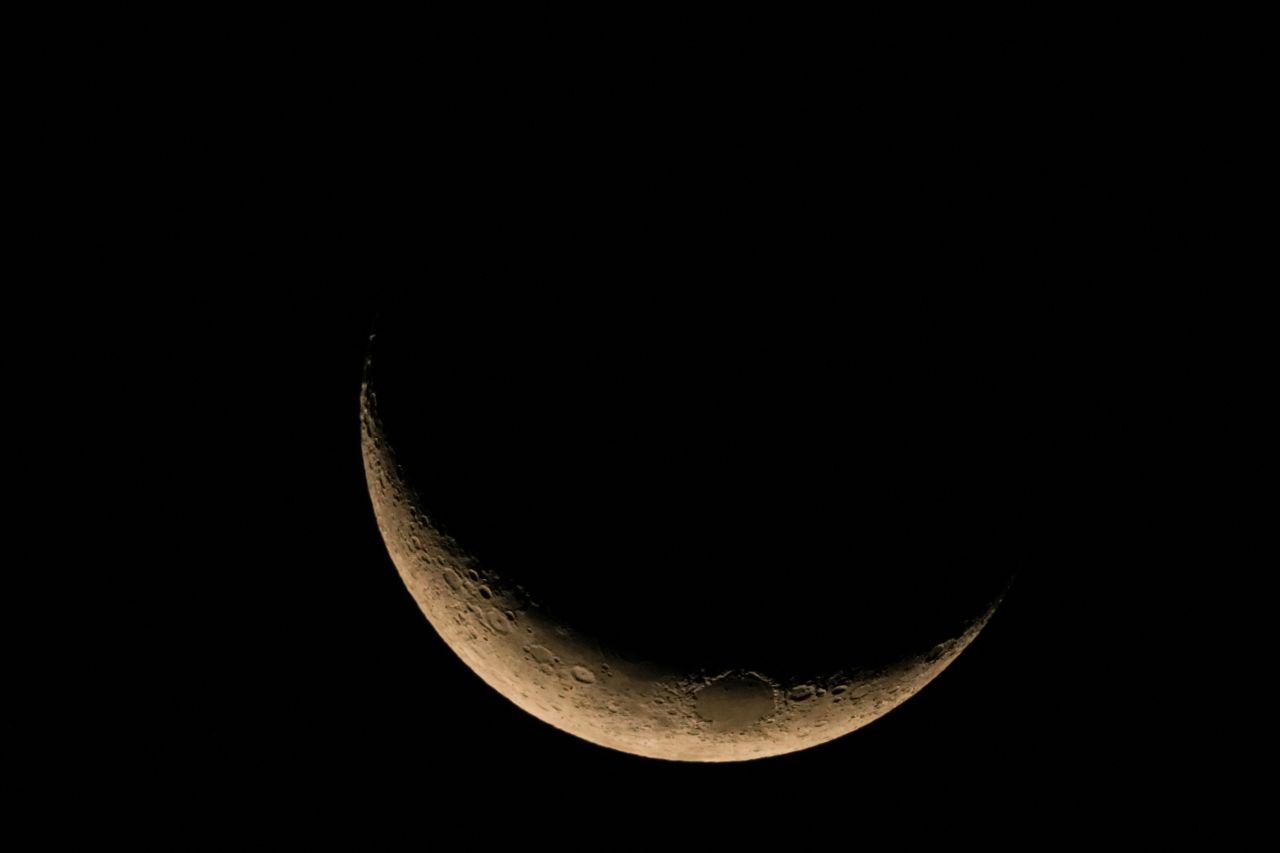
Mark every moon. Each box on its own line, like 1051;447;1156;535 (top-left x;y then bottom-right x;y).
360;309;1015;762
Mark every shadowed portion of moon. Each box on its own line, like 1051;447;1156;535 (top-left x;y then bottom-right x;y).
361;295;1022;761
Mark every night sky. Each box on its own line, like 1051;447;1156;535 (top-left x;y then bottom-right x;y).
185;96;1131;821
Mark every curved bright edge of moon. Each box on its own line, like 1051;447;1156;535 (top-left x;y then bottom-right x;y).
361;376;1004;762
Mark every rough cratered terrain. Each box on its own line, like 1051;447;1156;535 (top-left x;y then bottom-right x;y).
360;301;1016;761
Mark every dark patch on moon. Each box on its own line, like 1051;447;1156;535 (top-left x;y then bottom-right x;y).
695;673;777;732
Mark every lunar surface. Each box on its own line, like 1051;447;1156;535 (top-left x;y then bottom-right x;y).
361;303;1016;762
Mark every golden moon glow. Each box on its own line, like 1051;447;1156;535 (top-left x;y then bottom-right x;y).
361;373;1004;763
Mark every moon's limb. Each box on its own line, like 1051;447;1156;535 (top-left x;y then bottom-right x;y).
361;375;1005;763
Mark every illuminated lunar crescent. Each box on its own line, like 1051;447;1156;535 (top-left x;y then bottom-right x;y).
361;337;1011;762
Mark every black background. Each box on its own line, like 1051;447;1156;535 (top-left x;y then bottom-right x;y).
164;81;1151;826
27;36;1221;840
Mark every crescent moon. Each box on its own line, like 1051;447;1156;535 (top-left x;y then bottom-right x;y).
361;355;1008;763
